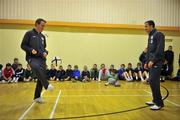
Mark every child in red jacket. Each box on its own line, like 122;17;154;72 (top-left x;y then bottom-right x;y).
2;63;14;83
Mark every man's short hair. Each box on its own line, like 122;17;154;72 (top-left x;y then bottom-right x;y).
35;18;46;25
145;20;155;28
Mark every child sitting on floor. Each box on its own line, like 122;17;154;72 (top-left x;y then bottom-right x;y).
73;65;81;82
98;64;109;81
81;65;91;82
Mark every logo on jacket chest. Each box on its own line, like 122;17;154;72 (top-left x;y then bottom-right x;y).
41;37;44;45
150;35;153;44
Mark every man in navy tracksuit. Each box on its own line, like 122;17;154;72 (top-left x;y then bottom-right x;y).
144;20;164;110
21;18;53;103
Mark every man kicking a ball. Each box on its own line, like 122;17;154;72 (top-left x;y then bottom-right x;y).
21;18;53;103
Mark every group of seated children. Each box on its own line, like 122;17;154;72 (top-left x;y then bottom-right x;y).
0;58;37;83
0;61;149;85
47;64;95;82
45;63;150;87
118;63;149;82
1;57;180;85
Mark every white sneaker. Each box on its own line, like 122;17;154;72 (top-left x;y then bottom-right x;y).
11;79;15;83
146;101;154;106
126;78;132;82
24;79;30;82
142;80;147;83
47;84;54;91
34;97;44;103
8;79;13;83
141;77;144;81
15;79;18;83
150;105;162;110
2;80;6;83
105;82;109;86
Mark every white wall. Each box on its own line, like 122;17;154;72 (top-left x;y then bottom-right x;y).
0;0;180;26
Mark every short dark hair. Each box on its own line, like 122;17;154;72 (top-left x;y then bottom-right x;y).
145;20;155;28
101;64;105;66
121;64;125;67
6;63;11;67
14;58;18;61
137;62;141;66
35;18;46;25
128;63;132;66
110;64;114;68
74;65;78;69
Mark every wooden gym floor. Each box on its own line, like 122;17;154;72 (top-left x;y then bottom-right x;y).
0;80;179;120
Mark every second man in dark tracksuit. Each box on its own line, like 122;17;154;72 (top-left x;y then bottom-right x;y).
21;18;53;103
144;20;164;110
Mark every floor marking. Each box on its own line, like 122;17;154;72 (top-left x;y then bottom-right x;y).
19;90;45;120
49;89;62;119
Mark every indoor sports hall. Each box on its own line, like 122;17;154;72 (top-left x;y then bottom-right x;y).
0;0;179;120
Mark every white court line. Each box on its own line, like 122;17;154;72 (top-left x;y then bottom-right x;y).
44;94;151;97
49;89;61;119
43;94;180;98
166;100;180;107
19;90;45;120
143;90;180;107
143;90;151;94
60;94;180;97
59;89;180;92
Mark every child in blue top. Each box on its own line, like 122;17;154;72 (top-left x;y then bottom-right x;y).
118;64;126;80
73;65;81;81
118;64;131;81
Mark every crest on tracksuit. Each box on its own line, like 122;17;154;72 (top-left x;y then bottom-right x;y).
150;36;153;44
41;37;44;45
